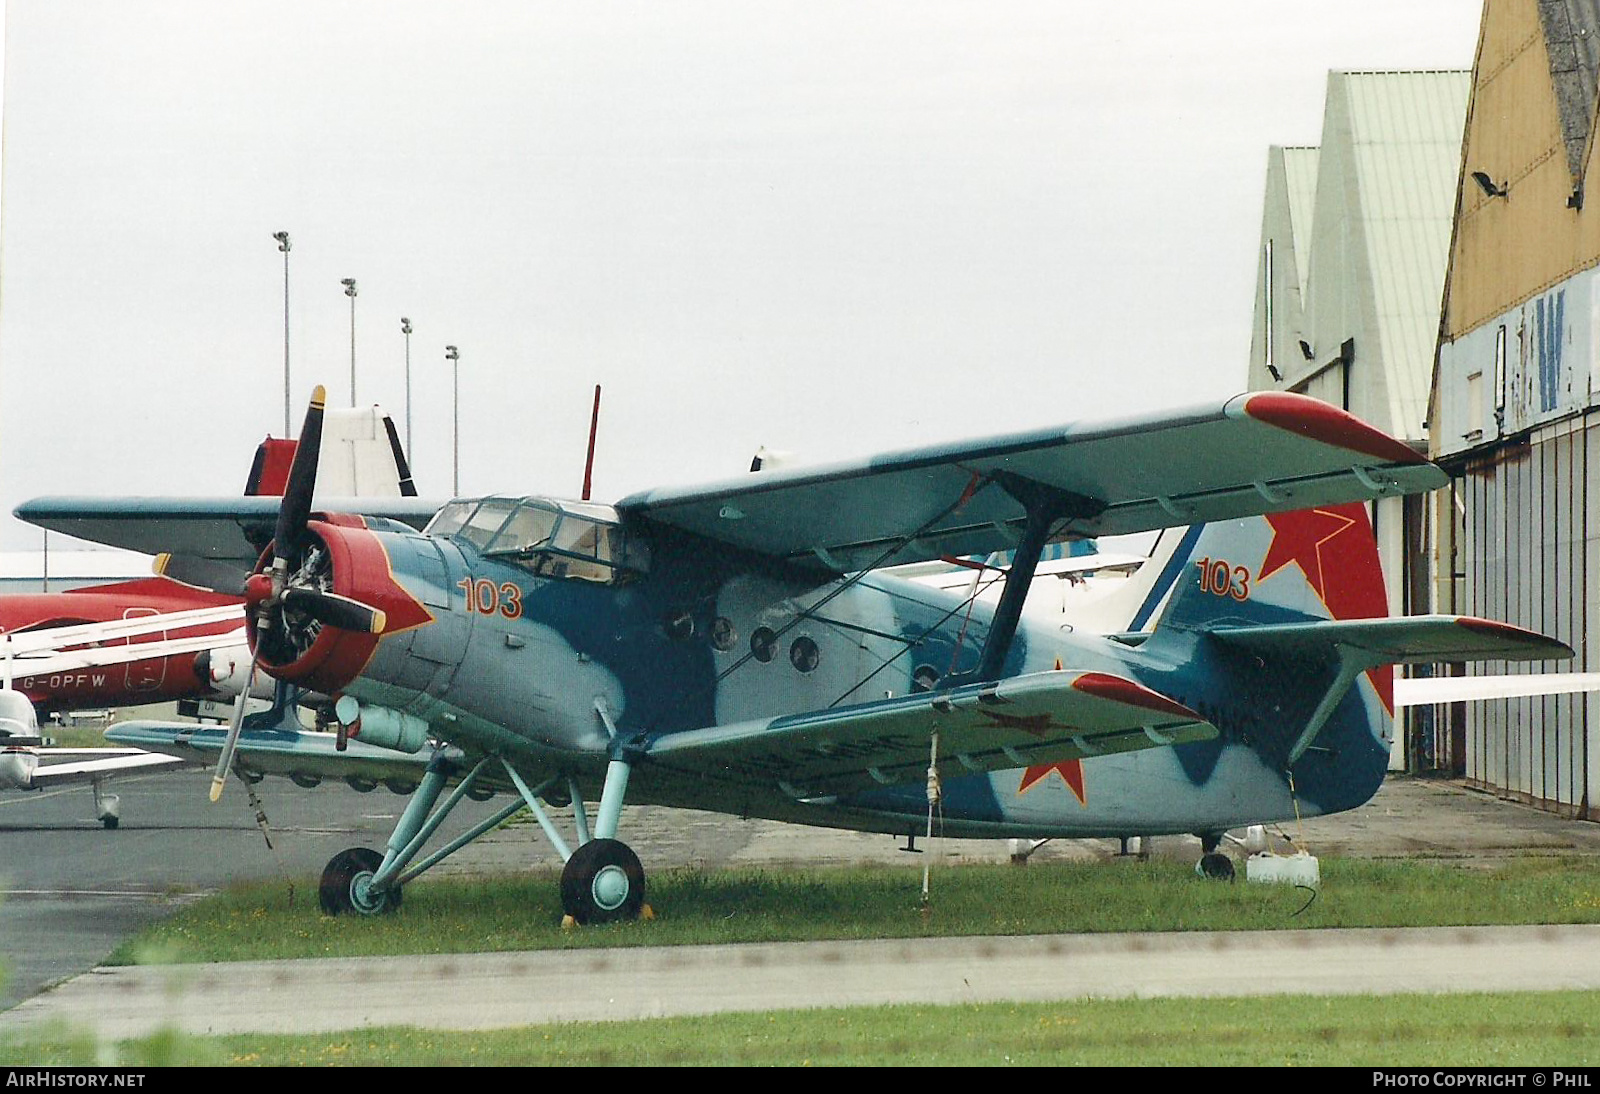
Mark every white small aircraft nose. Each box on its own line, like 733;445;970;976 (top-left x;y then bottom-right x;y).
0;747;39;790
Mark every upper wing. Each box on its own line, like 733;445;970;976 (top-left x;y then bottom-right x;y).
616;392;1443;574
642;669;1215;799
12;496;446;562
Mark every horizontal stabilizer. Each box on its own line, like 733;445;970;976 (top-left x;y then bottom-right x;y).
644;669;1216;799
23;749;188;788
1209;616;1572;668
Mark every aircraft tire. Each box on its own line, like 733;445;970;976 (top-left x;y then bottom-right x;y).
560;838;646;925
1196;851;1236;882
319;847;403;916
101;816;119;830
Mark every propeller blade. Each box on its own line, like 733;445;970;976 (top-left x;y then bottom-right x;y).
282;588;387;634
274;384;327;571
209;656;257;803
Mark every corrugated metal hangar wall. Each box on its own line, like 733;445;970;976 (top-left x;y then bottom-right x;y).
1431;0;1600;817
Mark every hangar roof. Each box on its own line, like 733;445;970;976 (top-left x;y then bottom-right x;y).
1538;0;1600;178
1340;70;1471;440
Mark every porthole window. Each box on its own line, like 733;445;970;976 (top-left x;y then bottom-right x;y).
665;611;695;641
912;665;940;693
710;616;737;652
790;636;820;673
750;626;778;663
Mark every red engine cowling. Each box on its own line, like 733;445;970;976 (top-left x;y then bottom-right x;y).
245;516;431;696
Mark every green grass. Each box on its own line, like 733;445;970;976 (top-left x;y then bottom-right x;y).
105;856;1600;966
34;724;111;748
7;991;1599;1066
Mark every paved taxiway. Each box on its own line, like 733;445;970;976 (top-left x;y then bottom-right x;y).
4;769;1600;1037
0;767;505;1009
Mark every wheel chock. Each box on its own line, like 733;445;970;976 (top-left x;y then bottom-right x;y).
561;914;579;930
641;903;655;921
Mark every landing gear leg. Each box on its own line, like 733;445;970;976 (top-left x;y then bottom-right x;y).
559;757;647;925
319;754;503;916
92;778;119;830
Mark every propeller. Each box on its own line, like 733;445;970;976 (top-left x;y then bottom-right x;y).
209;385;386;803
282;588;386;634
209;658;256;802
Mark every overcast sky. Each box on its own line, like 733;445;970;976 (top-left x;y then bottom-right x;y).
0;2;1483;552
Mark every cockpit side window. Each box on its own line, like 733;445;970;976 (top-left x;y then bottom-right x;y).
430;496;646;584
456;499;520;551
487;503;558;554
424;500;476;539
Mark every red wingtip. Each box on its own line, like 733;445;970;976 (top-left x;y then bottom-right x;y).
1071;672;1202;720
1457;617;1573;655
1241;392;1427;465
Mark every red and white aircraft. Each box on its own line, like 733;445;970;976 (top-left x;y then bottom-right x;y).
1;405;441;825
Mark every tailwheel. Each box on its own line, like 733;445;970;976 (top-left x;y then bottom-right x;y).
319;847;403;916
560;838;646;925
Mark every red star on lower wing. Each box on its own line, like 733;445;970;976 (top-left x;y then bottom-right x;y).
1018;760;1086;804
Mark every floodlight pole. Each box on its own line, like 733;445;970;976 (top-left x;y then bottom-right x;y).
400;318;413;462
274;231;292;436
445;345;460;494
342;279;359;406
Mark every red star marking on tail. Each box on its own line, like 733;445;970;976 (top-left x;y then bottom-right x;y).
1257;503;1394;714
1258;507;1357;601
1018;760;1086;804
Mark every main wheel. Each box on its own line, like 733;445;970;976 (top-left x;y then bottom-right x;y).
1195;851;1236;881
319;847;403;916
560;838;646;925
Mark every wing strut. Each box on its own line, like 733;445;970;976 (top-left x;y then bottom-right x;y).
941;473;1102;689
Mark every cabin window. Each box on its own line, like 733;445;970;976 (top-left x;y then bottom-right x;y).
750;627;778;663
790;636;820;673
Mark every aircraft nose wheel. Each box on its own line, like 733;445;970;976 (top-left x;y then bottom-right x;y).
319;847;403;916
560;838;646;924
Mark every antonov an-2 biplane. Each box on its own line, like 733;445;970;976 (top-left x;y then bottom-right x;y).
19;387;1568;923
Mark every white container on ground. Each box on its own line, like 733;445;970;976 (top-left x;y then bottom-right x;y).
1245;851;1320;888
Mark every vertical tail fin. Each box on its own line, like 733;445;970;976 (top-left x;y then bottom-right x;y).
1156;503;1390;634
1144;504;1397;812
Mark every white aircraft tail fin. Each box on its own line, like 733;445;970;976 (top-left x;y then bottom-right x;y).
245;406;416;498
